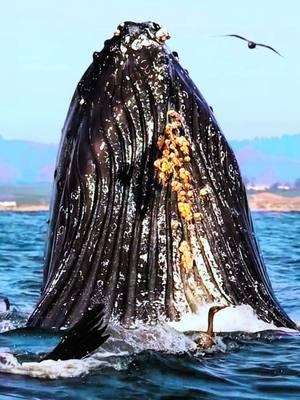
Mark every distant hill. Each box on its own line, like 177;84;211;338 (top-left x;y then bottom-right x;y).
0;136;57;184
0;133;299;186
230;134;300;185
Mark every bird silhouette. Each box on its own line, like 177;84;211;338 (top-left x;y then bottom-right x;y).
223;34;283;57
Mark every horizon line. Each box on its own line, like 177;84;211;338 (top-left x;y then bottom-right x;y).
1;131;300;146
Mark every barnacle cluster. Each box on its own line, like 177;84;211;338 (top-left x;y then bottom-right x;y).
178;240;193;273
154;110;204;273
154;110;202;223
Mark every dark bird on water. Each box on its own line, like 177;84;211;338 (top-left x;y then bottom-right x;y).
223;34;283;57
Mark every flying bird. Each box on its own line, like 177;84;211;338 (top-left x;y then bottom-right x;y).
223;34;283;57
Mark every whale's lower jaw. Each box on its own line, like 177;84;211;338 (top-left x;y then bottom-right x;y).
27;22;296;332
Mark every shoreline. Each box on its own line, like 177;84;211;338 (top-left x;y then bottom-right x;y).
1;193;300;213
0;204;49;212
248;192;300;212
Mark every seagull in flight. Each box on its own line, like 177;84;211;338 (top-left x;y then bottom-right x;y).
223;34;283;57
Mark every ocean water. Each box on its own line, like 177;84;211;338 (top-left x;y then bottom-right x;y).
0;211;299;399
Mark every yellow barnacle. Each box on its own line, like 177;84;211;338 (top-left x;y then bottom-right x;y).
173;157;182;167
161;160;174;173
178;194;187;203
184;156;191;162
169;152;176;159
175;136;189;147
171;180;182;192
180;145;189;155
179;168;191;182
175;137;182;146
169;122;180;131
165;124;174;135
184;183;192;190
178;198;187;206
194;212;204;221
178;202;192;219
154;159;162;168
178;201;186;211
179;240;189;253
179;240;193;273
166;126;173;135
167;110;183;125
157;135;165;149
158;171;167;184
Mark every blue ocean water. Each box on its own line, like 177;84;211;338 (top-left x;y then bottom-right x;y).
0;211;299;399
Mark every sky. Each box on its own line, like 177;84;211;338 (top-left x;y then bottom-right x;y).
0;0;300;144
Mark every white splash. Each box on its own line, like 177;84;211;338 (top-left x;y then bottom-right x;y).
0;353;89;379
0;319;16;333
0;306;296;379
168;303;297;333
0;323;197;379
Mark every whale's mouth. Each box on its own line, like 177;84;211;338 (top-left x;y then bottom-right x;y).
27;22;296;331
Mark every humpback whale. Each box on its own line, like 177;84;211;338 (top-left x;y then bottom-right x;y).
26;21;296;336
